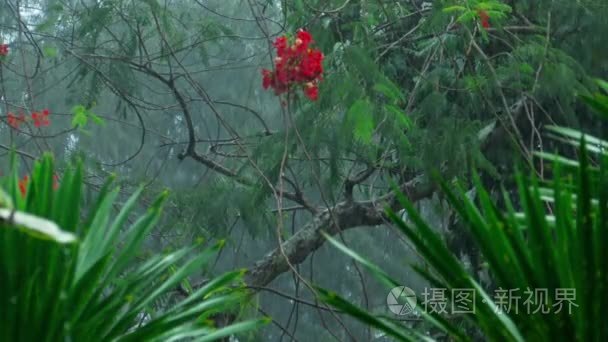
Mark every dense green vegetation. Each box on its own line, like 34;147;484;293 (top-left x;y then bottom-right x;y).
0;154;266;341
1;0;606;340
319;82;608;340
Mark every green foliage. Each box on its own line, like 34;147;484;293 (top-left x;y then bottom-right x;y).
4;0;608;338
345;98;374;144
42;45;58;58
444;0;512;25
71;104;105;131
0;154;266;341
580;79;608;120
318;85;608;340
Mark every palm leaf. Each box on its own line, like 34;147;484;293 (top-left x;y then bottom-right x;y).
0;153;265;341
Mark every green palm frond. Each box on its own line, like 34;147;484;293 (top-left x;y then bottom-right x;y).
0;154;266;341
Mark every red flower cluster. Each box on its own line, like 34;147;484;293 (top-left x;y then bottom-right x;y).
7;112;26;128
6;109;51;129
478;10;491;29
32;109;51;127
17;174;59;197
0;44;8;57
262;29;324;101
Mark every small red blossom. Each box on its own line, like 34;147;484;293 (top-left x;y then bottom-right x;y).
262;69;273;89
303;82;319;101
53;174;60;190
15;173;59;197
294;30;313;53
298;49;323;81
7;113;17;128
18;175;29;197
262;29;324;101
478;10;490;29
296;30;312;45
0;44;8;57
32;109;50;127
7;112;25;129
273;36;288;56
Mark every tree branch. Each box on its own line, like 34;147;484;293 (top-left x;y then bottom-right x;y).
244;175;433;287
243;97;528;288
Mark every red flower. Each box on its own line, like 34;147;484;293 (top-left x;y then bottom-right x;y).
298;49;323;81
296;30;312;46
7;112;25;129
294;29;313;53
303;82;319;101
53;174;60;190
262;29;324;101
18;175;28;197
15;173;59;197
0;44;8;57
32;109;50;127
262;69;273;89
273;36;289;56
478;10;490;29
7;113;18;128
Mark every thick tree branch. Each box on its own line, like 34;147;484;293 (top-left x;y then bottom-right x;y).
243;98;527;288
244;175;433;287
